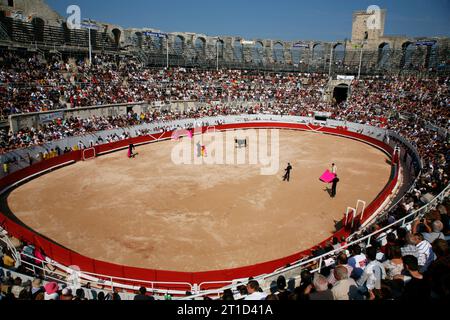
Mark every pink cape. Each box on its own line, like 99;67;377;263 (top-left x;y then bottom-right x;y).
320;170;336;183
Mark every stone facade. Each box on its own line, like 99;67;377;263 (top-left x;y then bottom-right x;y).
1;0;448;70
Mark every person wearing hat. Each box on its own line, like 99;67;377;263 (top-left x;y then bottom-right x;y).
44;282;59;300
31;278;44;300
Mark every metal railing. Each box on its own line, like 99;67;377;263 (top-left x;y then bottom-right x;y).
178;182;450;300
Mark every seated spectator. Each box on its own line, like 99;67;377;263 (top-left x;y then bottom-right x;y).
290;269;313;301
416;219;446;244
395;255;431;301
133;286;155;301
73;288;87;301
331;265;363;300
31;278;44;300
244;280;267;300
60;287;73;300
274;275;291;300
414;233;435;273
382;246;404;280
356;246;386;300
305;273;334;300
221;289;234;301
44;282;59;300
328;252;353;285
11;277;24;299
401;232;419;259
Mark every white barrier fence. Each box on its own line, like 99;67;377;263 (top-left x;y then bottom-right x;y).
0;115;439;300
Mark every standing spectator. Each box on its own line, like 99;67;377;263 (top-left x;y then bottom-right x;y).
348;245;367;280
356;246;386;300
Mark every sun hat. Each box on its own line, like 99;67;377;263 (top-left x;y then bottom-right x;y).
44;282;59;294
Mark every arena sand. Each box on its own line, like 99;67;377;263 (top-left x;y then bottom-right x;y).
8;130;391;272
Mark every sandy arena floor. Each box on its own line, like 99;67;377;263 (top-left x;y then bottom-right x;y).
8;130;391;272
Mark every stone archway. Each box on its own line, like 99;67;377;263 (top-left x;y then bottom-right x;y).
111;28;122;47
31;17;45;42
333;83;349;104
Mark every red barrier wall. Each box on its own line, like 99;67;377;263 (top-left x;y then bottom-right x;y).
0;123;399;287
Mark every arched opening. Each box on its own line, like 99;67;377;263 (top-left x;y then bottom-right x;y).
134;32;143;48
147;34;163;52
174;35;184;55
312;43;324;62
333;43;345;64
273;42;284;63
195;37;206;57
291;43;308;66
333;84;349;104
234;39;243;62
111;28;121;47
426;42;439;69
377;42;390;68
31;17;45;42
253;41;264;64
216;39;224;59
61;22;71;44
400;42;416;69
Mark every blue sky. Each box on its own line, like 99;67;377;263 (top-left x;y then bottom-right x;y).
47;0;450;41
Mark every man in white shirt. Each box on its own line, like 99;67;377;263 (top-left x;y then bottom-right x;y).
356;246;386;300
244;280;267;300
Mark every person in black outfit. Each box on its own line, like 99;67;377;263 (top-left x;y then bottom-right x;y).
283;163;293;182
331;175;340;197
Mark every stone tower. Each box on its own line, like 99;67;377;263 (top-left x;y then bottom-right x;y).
351;8;386;43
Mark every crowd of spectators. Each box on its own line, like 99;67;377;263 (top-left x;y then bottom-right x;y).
0;50;448;301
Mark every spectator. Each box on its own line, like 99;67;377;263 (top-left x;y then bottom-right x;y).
356;246;386;300
306;273;334;300
274;275;291;300
414;233;435;273
133;286;155;301
31;278;44;300
382;246;404;280
60;288;73;301
331;265;362;300
244;280;267;300
401;232;419;259
395;255;431;301
73;288;87;301
348;244;367;280
328;252;353;285
43;282;59;300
